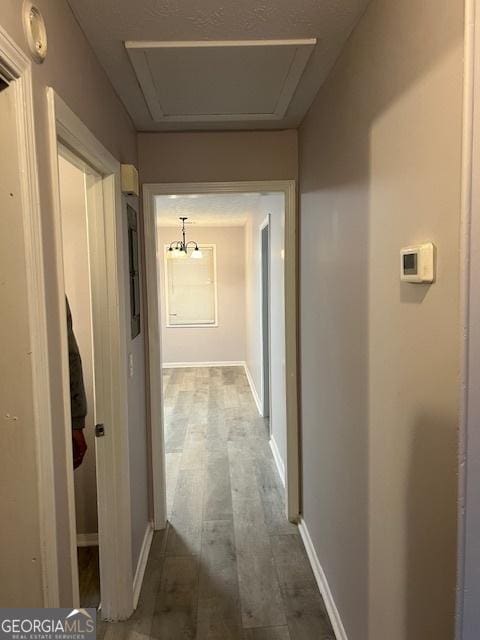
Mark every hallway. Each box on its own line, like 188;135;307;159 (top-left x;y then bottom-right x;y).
98;366;334;639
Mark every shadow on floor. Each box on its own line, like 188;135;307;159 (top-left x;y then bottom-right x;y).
78;545;100;609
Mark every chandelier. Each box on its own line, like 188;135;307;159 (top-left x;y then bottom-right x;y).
167;217;202;259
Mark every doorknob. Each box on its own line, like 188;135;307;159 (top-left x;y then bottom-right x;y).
95;423;105;437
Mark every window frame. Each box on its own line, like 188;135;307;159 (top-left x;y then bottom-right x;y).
163;242;219;328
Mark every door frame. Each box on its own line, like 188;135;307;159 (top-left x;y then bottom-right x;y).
0;26;58;606
143;180;300;524
46;89;134;620
260;215;272;422
458;0;480;636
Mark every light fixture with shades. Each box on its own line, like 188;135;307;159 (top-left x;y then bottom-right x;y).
167;217;202;259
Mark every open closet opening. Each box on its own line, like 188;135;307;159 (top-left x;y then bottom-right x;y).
58;146;100;609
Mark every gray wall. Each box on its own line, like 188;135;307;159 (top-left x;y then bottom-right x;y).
299;0;463;638
158;226;246;364
245;195;287;468
138;130;298;184
261;196;286;467
245;209;267;402
123;197;150;571
1;0;138;604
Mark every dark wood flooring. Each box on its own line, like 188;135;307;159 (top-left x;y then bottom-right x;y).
78;545;100;609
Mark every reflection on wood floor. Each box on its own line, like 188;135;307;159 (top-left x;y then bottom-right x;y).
98;366;335;639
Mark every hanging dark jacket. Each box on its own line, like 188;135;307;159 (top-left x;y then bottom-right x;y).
66;298;87;430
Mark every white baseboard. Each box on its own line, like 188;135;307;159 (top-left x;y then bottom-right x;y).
133;522;154;609
269;437;285;488
298;518;348;640
162;360;245;369
76;533;99;547
243;363;263;416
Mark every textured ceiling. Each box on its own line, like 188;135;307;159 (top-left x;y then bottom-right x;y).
155;193;261;226
67;0;369;131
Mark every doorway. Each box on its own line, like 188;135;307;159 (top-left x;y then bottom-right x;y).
57;145;101;608
143;181;299;525
457;0;480;635
47;89;134;620
149;189;299;633
261;216;271;423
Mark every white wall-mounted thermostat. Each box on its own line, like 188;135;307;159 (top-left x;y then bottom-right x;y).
400;243;435;283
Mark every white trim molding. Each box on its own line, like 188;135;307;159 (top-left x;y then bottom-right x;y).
269;437;285;487
47;89;133;621
133;522;154;609
76;533;99;547
298;518;348;640
259;215;272;422
244;363;263;416
163;361;245;369
457;0;480;637
144;180;299;526
0;25;58;608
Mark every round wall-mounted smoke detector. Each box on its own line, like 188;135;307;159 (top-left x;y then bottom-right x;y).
23;1;48;63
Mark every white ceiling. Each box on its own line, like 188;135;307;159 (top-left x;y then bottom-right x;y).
155;193;261;226
67;0;369;131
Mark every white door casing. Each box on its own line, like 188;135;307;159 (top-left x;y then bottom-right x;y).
47;89;134;620
143;180;299;525
0;25;58;607
457;0;480;637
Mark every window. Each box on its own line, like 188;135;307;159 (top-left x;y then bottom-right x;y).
165;245;217;327
127;204;141;338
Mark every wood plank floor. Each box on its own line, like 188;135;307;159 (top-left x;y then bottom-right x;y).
78;545;100;609
98;366;335;639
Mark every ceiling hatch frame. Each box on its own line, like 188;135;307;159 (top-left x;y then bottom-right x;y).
125;39;316;123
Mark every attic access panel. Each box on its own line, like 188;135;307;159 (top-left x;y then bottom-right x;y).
125;39;316;123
